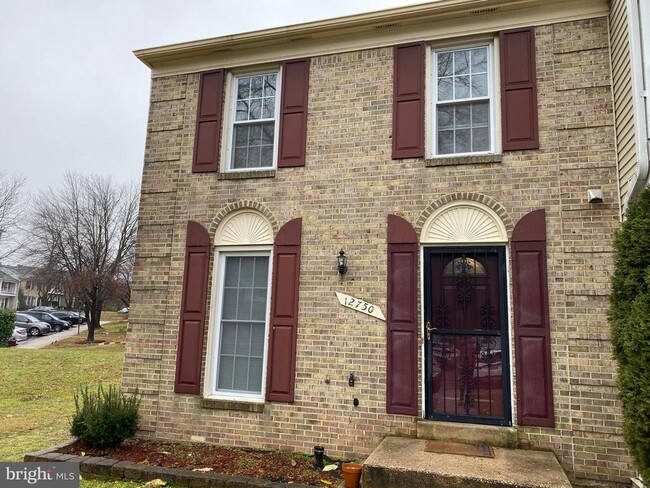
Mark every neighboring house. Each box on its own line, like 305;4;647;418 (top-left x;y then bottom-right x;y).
611;0;650;211
125;1;637;486
6;265;66;309
0;267;19;310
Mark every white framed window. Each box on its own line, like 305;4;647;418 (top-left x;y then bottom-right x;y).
432;43;495;156
209;251;272;400
226;70;280;171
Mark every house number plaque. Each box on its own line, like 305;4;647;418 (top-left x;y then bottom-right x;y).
335;291;386;321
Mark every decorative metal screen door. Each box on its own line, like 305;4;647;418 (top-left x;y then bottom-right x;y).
424;247;511;425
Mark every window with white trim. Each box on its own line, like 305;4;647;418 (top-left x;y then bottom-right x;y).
227;72;279;170
213;253;271;398
433;44;494;156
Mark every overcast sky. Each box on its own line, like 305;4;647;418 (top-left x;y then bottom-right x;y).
0;0;423;193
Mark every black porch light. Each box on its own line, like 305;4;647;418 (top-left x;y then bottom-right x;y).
337;249;348;276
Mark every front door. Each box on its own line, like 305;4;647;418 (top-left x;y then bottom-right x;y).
424;247;511;425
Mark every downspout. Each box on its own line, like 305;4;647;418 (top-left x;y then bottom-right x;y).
625;0;650;209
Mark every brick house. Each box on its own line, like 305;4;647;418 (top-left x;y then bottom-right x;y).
125;0;637;485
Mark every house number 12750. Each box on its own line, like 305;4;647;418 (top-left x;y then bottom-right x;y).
335;291;386;321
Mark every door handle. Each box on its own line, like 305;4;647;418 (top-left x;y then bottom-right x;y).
425;321;436;341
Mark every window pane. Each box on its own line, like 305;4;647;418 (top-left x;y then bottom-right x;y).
239;257;254;287
454;50;470;75
471;48;488;73
455;104;471;128
251;323;265;356
218;356;234;390
437;106;454;129
251;76;263;97
235;323;251;355
438;78;453;101
473;127;490;151
237;78;250;100
471;73;487;97
224;257;240;286
261;124;274;145
236;101;249;121
263;97;275;119
249;358;263;392
235;125;249;146
252;288;267;320
455;75;470;99
472;101;489;126
438;130;454;154
222;288;238;319
455;128;471;153
233;357;249;390
221;322;237;354
261;146;273;167
438;52;453;77
264;74;276;96
248;125;262;146
254;258;269;286
233;147;247;169
248;146;262;168
249;99;262;120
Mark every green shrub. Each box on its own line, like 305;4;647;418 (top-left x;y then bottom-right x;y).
609;186;650;480
70;384;140;449
0;309;16;347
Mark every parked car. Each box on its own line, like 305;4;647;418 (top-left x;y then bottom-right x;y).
14;313;51;336
22;311;70;332
12;326;28;343
51;311;85;325
29;306;56;312
117;307;129;314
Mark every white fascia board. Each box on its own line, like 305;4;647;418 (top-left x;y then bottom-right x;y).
135;0;608;77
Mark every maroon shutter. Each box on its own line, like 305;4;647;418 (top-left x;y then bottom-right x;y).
174;221;211;394
512;209;554;427
386;215;418;415
500;27;539;151
392;42;425;159
278;59;310;168
266;218;302;402
193;70;224;173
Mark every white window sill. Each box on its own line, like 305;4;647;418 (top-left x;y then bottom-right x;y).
200;398;266;413
217;170;276;180
425;154;502;167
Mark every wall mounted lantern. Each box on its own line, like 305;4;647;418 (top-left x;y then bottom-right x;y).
337;249;348;276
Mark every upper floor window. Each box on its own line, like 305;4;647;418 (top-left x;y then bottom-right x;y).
227;72;280;171
433;44;494;156
1;282;16;293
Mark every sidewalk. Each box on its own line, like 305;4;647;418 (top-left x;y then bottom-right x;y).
18;321;110;349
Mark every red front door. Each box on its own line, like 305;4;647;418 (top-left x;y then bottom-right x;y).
424;247;511;425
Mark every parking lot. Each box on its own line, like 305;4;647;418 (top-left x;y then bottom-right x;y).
17;323;89;349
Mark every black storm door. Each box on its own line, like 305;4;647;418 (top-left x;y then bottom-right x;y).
424;247;511;425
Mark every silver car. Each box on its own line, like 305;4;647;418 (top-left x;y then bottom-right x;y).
12;326;28;343
14;313;51;336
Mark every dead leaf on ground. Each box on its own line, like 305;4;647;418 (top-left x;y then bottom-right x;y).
322;464;337;472
143;479;167;487
192;467;213;472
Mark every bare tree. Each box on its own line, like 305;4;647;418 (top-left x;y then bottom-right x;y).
0;172;26;262
31;173;139;342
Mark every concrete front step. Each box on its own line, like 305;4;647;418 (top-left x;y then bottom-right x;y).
417;420;518;448
362;436;572;488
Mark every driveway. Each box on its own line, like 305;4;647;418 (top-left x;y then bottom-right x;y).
17;322;110;349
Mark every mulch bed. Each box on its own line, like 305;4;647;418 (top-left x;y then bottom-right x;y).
61;439;343;486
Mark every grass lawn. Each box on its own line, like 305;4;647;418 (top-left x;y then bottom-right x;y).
0;322;163;488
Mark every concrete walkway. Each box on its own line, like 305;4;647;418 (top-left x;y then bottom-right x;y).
362;436;572;488
17;321;111;349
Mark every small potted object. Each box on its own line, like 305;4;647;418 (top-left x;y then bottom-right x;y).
342;462;363;488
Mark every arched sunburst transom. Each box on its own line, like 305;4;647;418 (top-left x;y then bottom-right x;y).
421;201;507;244
214;210;273;246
